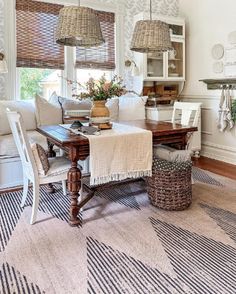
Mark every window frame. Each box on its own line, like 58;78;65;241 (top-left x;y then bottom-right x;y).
5;0;125;101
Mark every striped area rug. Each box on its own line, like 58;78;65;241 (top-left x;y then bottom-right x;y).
1;168;236;294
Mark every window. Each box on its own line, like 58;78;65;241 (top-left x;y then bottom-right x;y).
75;10;116;87
76;11;115;72
18;68;61;100
16;0;64;100
15;1;116;100
76;69;113;84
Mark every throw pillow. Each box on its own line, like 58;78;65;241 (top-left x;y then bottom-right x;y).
31;143;50;175
118;93;148;121
49;92;92;111
154;145;192;162
106;98;119;121
35;94;63;127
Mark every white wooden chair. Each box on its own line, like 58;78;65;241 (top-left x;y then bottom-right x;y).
172;101;202;151
154;102;202;184
7;110;71;224
172;101;201;128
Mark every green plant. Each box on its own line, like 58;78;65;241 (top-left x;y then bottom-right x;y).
232;99;236;122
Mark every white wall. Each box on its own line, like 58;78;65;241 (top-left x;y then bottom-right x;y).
179;0;236;164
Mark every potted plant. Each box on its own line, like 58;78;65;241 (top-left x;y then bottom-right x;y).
77;74;126;119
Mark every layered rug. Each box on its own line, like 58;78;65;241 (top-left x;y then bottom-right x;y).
1;167;236;294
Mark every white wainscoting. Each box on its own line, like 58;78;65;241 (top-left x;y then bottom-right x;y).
202;142;236;164
182;95;236;165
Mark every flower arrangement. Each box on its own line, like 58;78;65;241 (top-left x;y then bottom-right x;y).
66;74;126;101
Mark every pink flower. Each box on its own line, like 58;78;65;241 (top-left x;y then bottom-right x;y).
103;82;111;91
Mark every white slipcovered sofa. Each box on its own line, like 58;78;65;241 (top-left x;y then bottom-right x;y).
0;93;147;189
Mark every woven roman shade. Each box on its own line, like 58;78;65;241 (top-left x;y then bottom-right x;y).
16;0;64;70
76;11;115;70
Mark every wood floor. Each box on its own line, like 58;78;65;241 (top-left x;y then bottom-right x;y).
0;156;236;194
193;156;236;181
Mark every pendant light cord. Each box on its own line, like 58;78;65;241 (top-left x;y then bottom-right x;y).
150;0;152;20
78;0;80;7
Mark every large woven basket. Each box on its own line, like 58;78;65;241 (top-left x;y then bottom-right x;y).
146;158;192;211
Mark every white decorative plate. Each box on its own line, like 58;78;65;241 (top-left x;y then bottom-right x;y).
211;44;224;60
213;61;223;73
228;31;236;44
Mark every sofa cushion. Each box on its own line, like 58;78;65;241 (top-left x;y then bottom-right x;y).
0;100;36;135
118;93;147;121
35;94;63;127
0;131;48;158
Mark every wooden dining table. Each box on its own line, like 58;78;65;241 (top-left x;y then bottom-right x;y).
37;120;197;226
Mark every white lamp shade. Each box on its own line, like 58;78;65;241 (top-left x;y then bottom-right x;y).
0;59;8;73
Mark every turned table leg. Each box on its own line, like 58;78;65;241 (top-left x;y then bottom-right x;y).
46;139;56;193
67;160;82;226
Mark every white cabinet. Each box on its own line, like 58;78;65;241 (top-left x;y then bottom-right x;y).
146;39;185;81
146;106;201;157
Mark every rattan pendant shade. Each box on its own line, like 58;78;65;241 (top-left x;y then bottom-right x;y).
56;6;105;47
130;20;172;53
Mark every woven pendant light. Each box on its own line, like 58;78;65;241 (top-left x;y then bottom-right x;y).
130;0;172;53
56;5;105;47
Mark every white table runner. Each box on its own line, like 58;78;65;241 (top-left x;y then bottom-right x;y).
61;123;152;185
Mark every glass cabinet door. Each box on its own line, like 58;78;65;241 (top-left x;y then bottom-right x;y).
147;52;164;78
169;24;184;37
167;41;184;78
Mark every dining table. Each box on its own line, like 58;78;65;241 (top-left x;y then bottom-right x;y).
37;120;197;226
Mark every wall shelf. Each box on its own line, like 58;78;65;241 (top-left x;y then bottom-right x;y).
200;78;236;90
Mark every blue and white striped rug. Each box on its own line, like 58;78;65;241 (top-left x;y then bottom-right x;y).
0;168;236;294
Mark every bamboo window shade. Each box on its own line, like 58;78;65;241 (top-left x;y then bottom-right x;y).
16;0;64;70
76;11;115;71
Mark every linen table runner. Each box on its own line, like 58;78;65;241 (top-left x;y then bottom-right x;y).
86;123;152;185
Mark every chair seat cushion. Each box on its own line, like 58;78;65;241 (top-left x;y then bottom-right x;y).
42;156;71;177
